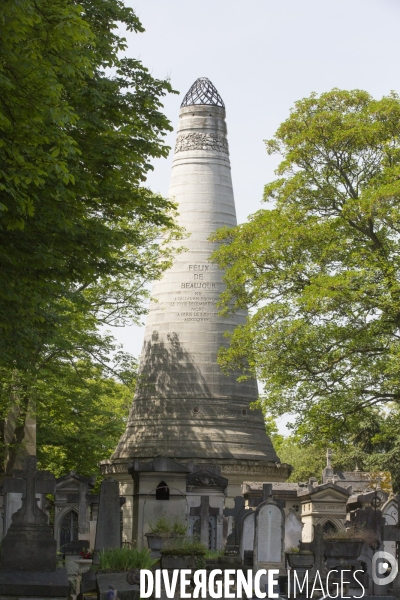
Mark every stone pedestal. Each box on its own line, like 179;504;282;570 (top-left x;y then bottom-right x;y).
0;569;69;599
1;524;57;571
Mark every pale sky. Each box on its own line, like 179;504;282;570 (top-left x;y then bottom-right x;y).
112;0;400;381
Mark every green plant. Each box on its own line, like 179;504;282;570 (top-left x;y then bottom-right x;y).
148;514;187;536
96;547;157;572
324;527;378;546
286;546;300;554
160;538;207;557
196;555;206;569
205;548;225;560
172;518;188;535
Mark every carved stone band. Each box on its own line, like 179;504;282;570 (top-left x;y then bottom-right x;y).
175;133;229;154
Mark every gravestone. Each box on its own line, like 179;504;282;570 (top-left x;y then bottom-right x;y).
93;478;123;564
0;456;56;571
257;504;283;563
285;509;302;550
2;463;48;537
240;510;255;559
253;493;285;589
0;456;69;599
189;495;219;548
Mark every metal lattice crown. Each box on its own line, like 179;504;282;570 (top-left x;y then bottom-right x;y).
181;77;225;108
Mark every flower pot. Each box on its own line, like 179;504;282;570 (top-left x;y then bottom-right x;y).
76;558;92;574
161;555;199;569
323;540;364;559
145;533;185;552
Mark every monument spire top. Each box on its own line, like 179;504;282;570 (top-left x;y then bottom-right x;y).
181;77;225;108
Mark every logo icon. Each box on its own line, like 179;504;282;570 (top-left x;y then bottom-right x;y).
372;551;398;586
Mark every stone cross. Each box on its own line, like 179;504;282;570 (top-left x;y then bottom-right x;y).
3;456;55;526
223;495;246;550
0;456;57;571
326;448;332;468
190;496;219;548
66;480;93;534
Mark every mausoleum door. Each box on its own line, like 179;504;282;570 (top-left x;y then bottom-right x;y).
60;509;78;550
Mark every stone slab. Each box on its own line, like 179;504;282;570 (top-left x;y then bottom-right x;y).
97;573;140;600
93;479;121;561
0;568;69;597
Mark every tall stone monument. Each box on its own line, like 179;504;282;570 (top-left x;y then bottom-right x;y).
102;77;290;540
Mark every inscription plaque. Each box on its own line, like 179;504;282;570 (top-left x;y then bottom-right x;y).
172;263;221;321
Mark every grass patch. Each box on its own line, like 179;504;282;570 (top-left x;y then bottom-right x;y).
96;547;158;572
161;538;206;557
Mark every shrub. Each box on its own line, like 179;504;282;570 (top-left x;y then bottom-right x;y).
97;547;158;572
160;538;207;557
148;514;187;536
286;546;300;554
205;548;225;560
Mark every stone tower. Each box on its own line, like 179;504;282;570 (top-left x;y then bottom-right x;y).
102;78;290;541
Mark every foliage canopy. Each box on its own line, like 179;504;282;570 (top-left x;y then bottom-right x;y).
0;0;183;476
0;0;177;369
212;89;400;484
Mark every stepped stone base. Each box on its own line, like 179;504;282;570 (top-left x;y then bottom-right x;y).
0;569;69;598
101;457;290;481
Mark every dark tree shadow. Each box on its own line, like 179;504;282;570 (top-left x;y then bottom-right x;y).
135;331;212;399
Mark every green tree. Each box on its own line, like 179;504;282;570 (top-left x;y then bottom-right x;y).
0;220;181;474
0;0;177;369
212;89;400;485
36;362;133;480
1;361;133;480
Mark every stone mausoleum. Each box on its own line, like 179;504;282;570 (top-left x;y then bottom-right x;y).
100;77;291;548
